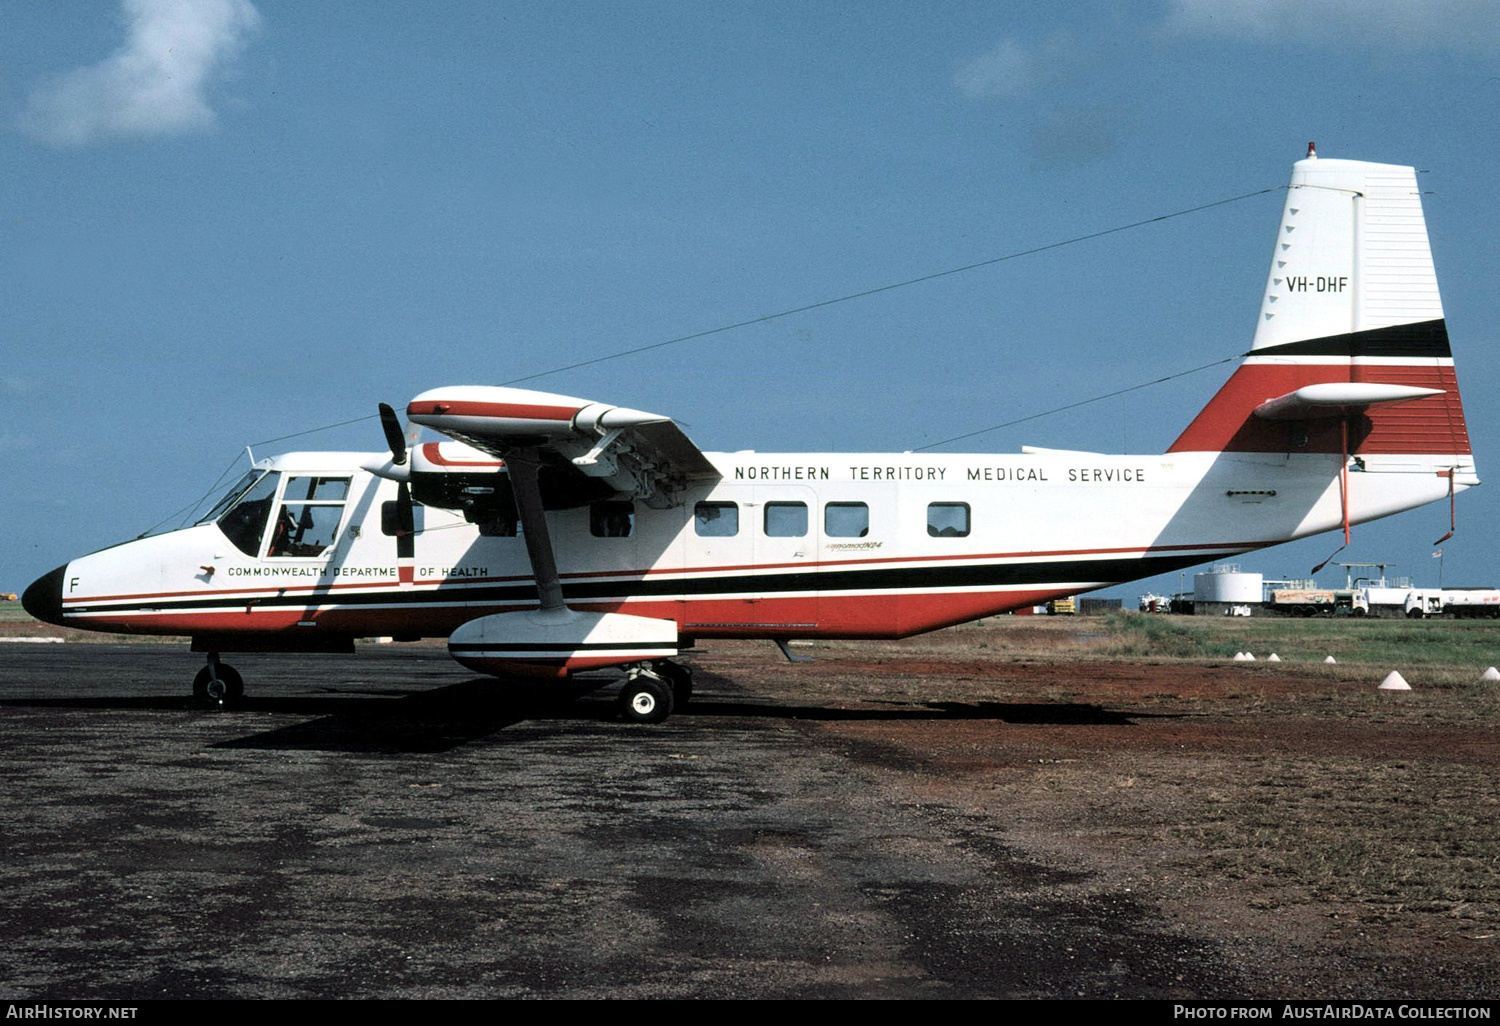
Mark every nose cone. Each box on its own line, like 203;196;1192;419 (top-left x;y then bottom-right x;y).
22;565;67;626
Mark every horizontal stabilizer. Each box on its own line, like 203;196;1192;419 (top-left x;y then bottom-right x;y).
1252;383;1444;421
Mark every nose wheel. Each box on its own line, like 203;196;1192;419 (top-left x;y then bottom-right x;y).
193;655;244;708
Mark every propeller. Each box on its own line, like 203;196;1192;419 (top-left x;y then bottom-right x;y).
379;402;408;468
377;402;416;569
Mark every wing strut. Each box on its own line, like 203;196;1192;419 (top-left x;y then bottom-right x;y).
504;448;566;612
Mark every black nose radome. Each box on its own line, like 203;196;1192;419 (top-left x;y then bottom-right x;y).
22;565;67;627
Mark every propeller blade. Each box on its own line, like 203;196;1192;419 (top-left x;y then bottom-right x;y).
395;482;415;559
379;403;408;465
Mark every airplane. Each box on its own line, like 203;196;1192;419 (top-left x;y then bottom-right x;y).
22;147;1476;723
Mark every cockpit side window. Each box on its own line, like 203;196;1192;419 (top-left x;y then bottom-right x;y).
283;476;349;502
216;471;281;557
268;476;351;558
199;469;268;526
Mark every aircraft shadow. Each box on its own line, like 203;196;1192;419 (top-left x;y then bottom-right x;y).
3;674;1171;754
681;697;1160;726
212;678;613;753
215;689;1162;752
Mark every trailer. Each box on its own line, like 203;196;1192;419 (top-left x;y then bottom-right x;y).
1405;588;1500;619
1358;586;1500;619
1268;588;1368;617
1441;589;1500;618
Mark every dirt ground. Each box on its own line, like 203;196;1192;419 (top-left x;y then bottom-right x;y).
687;621;1500;997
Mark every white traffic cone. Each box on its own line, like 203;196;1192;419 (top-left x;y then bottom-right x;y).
1378;670;1411;691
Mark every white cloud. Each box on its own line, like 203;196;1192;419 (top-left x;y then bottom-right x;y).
1164;0;1500;53
955;38;1034;99
955;34;1075;99
21;0;261;146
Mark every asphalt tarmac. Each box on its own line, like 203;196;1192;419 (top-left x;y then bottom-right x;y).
1;643;1241;999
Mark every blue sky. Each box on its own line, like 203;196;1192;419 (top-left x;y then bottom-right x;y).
4;0;1499;600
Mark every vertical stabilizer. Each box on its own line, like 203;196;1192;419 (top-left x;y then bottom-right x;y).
1251;154;1443;350
1169;149;1470;461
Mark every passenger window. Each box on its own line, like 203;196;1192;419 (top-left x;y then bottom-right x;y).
927;502;970;538
695;501;738;537
824;502;869;538
764;501;808;537
268;476;350;558
591;500;635;538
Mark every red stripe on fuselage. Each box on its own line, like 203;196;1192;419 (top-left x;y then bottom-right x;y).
63;588;1079;641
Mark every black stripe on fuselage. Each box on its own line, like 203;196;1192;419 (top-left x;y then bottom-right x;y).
1254;319;1450;360
65;550;1237;616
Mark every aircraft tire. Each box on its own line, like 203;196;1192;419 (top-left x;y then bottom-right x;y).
619;676;674;724
193;664;244;707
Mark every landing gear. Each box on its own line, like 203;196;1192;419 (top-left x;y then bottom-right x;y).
651;659;694;709
618;667;673;724
193;654;243;707
616;660;694;723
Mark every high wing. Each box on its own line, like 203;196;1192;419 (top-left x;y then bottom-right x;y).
386;386;705;698
406;386;720;510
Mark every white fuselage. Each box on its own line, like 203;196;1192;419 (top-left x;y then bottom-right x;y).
47;444;1464;643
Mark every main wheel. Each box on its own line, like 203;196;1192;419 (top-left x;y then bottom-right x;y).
619;675;674;724
193;664;244;707
651;660;694;708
